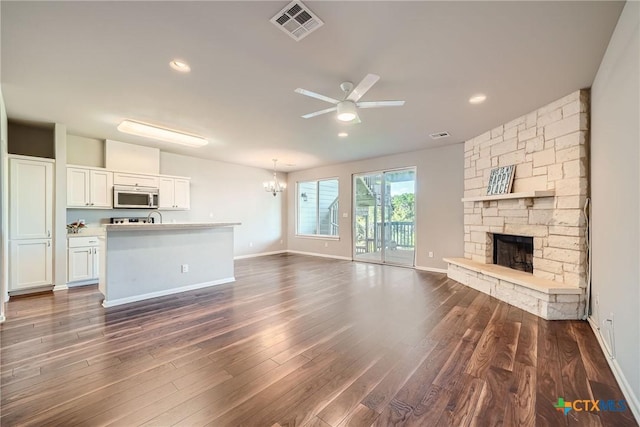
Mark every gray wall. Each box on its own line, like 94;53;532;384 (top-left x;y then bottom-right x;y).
8;121;54;158
67;134;104;167
591;0;639;416
286;143;464;270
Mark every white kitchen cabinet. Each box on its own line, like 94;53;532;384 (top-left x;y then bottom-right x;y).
9;157;54;293
10;157;53;240
113;172;159;188
10;238;53;291
67;167;113;208
159;177;190;210
68;236;100;284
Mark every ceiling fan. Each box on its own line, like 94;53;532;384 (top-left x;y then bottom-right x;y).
294;74;405;123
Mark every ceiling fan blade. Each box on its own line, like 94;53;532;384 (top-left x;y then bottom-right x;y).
357;100;406;109
346;74;380;102
301;106;338;119
294;88;340;105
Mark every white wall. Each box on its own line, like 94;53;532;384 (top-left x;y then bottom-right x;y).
53;124;67;290
0;87;8;321
68;151;287;258
287;143;464;270
591;1;640;419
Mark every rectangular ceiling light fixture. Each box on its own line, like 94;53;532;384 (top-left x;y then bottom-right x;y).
117;120;208;147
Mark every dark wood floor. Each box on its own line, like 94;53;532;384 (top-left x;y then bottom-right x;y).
1;254;636;426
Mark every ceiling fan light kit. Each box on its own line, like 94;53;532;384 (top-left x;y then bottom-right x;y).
337;101;358;122
295;74;405;123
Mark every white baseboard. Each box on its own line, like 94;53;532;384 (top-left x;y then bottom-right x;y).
415;265;448;274
234;250;287;260
588;316;640;423
286;250;352;261
67;281;98;288
9;286;54;296
102;277;235;308
53;284;69;291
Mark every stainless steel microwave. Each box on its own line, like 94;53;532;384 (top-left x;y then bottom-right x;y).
113;185;159;209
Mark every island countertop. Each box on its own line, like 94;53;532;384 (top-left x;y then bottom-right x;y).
105;222;241;231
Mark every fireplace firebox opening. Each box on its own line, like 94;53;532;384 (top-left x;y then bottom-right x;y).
493;233;533;273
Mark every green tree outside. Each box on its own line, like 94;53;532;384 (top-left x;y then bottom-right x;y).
390;193;415;222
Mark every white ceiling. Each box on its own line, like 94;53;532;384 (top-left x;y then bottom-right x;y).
1;1;623;172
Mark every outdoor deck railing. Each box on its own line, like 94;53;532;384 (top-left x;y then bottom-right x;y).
355;221;415;253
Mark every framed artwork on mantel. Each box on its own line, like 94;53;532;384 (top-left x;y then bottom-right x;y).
486;165;516;195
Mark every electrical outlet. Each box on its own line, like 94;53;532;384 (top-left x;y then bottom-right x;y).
209;212;214;218
249;242;253;247
342;212;348;218
428;251;434;258
280;239;283;244
181;264;189;273
324;242;329;248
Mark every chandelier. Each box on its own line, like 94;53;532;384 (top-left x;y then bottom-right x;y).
263;159;286;196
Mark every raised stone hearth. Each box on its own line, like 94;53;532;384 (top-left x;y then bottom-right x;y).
446;258;583;320
447;90;589;320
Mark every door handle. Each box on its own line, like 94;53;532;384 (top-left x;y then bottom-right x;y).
47;241;51;247
47;230;51;237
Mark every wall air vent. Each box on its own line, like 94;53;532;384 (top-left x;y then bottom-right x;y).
270;1;324;41
430;131;450;140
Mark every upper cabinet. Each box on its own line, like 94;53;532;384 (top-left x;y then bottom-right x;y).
113;172;159;188
67;166;113;208
66;165;189;210
159;177;190;210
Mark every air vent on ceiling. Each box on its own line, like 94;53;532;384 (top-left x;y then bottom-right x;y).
430;131;450;140
270;1;324;41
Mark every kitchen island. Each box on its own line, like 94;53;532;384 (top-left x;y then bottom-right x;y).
99;222;240;307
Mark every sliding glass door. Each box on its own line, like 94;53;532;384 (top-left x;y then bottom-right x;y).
353;168;416;266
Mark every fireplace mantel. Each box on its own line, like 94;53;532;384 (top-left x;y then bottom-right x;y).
461;190;555;203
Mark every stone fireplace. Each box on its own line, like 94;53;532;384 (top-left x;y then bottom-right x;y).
445;90;589;320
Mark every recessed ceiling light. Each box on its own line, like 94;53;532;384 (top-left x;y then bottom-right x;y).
117;120;208;147
469;94;487;104
169;59;191;73
338;132;348;138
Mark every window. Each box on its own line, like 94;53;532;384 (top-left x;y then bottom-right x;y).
297;179;339;237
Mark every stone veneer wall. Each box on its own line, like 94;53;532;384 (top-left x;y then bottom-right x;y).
464;90;589;288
